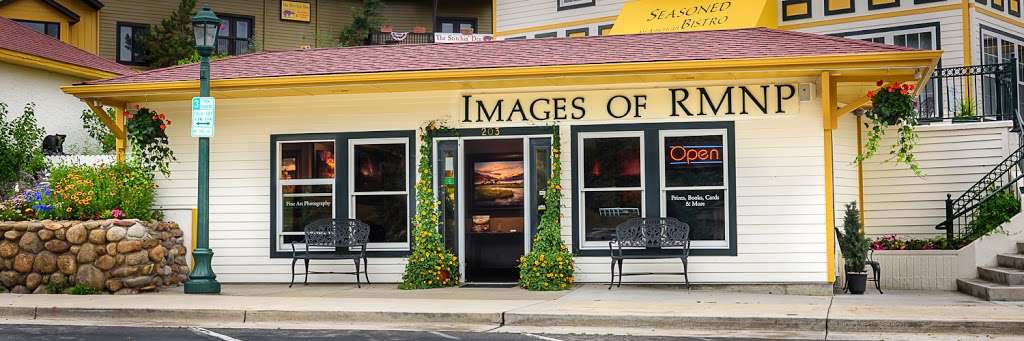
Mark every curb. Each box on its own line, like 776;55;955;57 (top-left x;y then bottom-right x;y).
3;306;1023;336
828;318;1024;336
503;312;827;332
245;310;503;326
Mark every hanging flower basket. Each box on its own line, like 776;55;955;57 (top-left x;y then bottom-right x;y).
857;81;922;176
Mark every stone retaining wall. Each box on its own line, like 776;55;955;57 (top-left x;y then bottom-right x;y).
0;220;189;294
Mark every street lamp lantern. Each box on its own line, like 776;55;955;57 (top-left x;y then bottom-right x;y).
185;5;222;295
192;6;221;56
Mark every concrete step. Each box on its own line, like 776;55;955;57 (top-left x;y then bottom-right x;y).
998;254;1024;270
978;266;1024;286
957;278;1024;301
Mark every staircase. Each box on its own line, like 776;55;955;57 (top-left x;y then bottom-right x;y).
957;242;1024;301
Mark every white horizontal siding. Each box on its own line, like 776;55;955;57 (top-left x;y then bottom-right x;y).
862;121;1013;238
495;0;625;33
795;8;966;67
146;80;829;284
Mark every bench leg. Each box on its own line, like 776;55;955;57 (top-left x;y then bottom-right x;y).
363;257;371;285
353;258;361;288
617;259;624;288
303;259;310;285
608;258;615;290
872;264;883;294
289;258;298;288
681;257;690;290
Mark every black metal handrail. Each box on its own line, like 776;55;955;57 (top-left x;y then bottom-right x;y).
365;31;434;45
919;61;1020;128
935;60;1023;244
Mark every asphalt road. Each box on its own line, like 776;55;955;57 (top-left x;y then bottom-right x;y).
0;324;807;341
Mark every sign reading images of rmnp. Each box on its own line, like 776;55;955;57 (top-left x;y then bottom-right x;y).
191;97;215;138
609;0;777;35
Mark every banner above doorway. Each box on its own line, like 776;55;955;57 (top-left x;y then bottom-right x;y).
608;0;777;35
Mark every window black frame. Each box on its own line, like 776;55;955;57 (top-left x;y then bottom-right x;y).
269;130;416;259
215;13;255;56
535;32;557;38
435;16;478;33
992;0;1005;11
557;0;596;11
570;122;738;257
914;0;946;3
824;0;856;16
782;0;813;21
566;27;589;37
115;22;150;66
14;19;60;38
1011;0;1021;17
597;24;614;36
868;0;901;10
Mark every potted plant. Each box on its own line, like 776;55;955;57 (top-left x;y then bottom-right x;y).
953;98;979;122
857;81;922;176
838;202;870;294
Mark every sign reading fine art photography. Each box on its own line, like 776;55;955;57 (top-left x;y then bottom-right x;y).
461;84;798;123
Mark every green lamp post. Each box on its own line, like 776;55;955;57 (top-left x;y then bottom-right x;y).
185;6;222;294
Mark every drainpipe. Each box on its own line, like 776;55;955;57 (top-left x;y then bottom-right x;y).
432;0;438;32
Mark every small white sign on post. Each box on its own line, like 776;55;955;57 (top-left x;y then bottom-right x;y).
191;97;215;138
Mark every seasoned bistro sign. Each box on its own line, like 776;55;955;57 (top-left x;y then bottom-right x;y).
608;0;777;35
461;84;797;123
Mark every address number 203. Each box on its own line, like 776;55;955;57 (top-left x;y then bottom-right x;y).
481;127;502;136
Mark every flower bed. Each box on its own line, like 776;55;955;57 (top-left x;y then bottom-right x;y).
0;219;189;294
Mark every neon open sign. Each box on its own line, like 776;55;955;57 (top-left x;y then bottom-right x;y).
667;145;723;165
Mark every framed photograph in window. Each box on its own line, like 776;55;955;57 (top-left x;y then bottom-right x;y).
472;160;525;208
558;0;596;11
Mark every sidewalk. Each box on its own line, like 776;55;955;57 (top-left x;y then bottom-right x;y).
1;284;1022;339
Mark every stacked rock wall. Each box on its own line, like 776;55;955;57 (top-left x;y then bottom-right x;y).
0;220;189;294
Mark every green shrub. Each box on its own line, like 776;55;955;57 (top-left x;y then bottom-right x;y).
80;109;116;154
69;284;99;295
46;279;69;294
0;102;46;199
961;190;1019;244
31;161;156;220
519;126;575;291
837;202;870;272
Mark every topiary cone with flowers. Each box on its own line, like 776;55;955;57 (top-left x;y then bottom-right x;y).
400;121;460;289
519;126;575;291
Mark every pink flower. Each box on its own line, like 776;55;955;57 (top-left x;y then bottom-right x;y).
111;208;124;219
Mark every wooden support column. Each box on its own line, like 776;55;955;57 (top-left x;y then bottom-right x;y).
821;71;837;284
83;99;127;162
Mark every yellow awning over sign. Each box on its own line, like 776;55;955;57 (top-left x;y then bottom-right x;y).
609;0;777;35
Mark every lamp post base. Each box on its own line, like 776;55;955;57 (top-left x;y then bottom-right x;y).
185;248;221;294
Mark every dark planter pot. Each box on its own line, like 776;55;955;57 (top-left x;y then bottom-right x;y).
846;272;868;295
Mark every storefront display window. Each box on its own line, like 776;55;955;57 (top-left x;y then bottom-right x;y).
350;139;410;249
278;141;335;247
574;123;736;255
579;133;644;245
660;131;729;247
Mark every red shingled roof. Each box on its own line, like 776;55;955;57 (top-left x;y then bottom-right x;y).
83;28;918;85
0;16;134;76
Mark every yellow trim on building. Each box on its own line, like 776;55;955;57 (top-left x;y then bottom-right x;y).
778;3;961;30
821;71;837;283
0;47;118;79
975;5;1024;30
494;15;618;37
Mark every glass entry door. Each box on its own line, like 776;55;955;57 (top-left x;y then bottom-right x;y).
434;135;551;284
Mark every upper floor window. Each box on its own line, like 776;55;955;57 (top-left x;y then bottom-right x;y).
558;0;595;11
117;22;149;66
436;17;477;33
15;20;59;38
217;14;253;55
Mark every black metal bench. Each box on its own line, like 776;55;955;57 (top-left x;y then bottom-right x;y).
290;218;371;288
608;217;691;289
